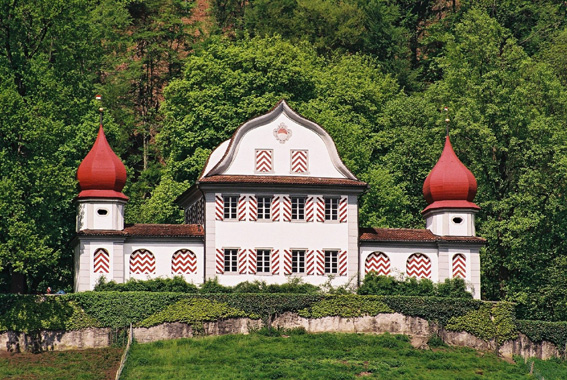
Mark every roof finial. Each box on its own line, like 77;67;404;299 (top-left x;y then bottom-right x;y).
96;94;103;125
443;106;450;137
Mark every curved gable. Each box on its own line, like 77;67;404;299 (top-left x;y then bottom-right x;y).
204;100;357;180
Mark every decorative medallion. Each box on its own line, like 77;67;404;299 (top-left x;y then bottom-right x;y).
273;123;292;144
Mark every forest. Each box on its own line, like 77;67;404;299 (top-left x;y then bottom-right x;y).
1;0;567;321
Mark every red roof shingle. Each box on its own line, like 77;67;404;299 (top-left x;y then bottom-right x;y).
78;224;204;238
359;227;485;244
199;175;367;187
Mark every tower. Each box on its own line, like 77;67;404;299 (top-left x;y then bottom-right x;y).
76;113;128;232
422;135;479;236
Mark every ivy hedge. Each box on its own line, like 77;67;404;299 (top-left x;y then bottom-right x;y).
0;292;564;351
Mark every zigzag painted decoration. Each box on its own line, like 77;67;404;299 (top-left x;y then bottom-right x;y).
271;249;280;274
365;252;390;276
215;195;224;221
339;250;348;276
171;249;197;274
238;196;247;221
248;196;258;221
305;196;314;222
130;249;155;274
271;196;280;221
93;248;110;274
316;197;325;222
316;250;325;275
406;253;431;279
216;249;224;274
339;197;348;223
255;149;273;172
282;196;292;222
283;249;292;275
306;250;315;275
452;254;466;279
248;249;257;274
291;150;308;173
238;249;248;274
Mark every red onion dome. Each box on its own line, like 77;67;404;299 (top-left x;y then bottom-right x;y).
77;125;128;200
422;136;478;213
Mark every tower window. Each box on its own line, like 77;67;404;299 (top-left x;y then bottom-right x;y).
452;217;463;224
97;209;108;216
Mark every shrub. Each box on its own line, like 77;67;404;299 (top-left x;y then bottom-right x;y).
298;295;393;318
94;277;199;293
358;274;472;299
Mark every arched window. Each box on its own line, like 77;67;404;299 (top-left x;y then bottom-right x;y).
171;249;197;274
93;248;110;274
365;252;390;276
406;253;431;279
452;254;466;279
130;249;155;274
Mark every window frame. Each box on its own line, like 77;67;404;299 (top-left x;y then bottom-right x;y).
223;248;238;273
223;195;239;220
257;196;272;221
291;249;306;274
324;197;339;221
256;248;271;273
291;196;306;221
324;250;339;274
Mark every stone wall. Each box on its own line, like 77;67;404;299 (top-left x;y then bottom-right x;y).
0;314;563;360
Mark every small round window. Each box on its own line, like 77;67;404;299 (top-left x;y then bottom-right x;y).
452;217;463;224
97;209;108;216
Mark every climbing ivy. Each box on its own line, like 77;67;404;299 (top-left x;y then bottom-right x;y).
298;295;393;318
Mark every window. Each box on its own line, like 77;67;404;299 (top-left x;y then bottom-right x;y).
223;195;238;219
224;249;238;272
257;196;271;220
257;249;271;273
291;250;305;273
324;198;339;221
291;197;306;220
324;250;338;274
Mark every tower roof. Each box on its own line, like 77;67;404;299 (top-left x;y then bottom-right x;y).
77;125;128;200
422;136;478;213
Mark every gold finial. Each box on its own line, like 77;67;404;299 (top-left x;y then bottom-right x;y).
96;95;103;125
443;106;450;136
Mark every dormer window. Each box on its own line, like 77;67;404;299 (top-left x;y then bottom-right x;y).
255;149;273;173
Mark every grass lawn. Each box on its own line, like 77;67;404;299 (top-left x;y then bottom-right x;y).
0;347;122;380
121;330;534;380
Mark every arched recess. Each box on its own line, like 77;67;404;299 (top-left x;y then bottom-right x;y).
93;248;110;274
171;249;197;274
452;254;466;279
406;253;431;279
130;249;155;274
365;252;390;276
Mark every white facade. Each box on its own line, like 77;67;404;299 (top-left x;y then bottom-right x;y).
73;100;484;298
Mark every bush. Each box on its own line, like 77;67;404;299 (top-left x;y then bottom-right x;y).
298;295;393;318
94;277;199;293
358;274;472;299
516;320;567;349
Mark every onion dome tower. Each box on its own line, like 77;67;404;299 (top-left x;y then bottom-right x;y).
422;112;479;236
76;101;128;231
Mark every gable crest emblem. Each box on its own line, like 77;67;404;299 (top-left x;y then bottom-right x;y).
273;123;292;144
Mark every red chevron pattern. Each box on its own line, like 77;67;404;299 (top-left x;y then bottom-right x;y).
238;196;247;221
306;250;315;275
339;197;348;223
256;149;273;172
305;196;314;222
171;249;197;274
238;249;247;274
282;196;292;222
248;249;257;274
215;195;224;221
94;248;110;274
365;252;390;276
452;254;466;279
291;150;308;173
249;196;258;221
316;197;325;222
283;249;292;275
130;249;155;274
216;249;224;274
339;250;347;276
271;249;280;274
271;196;280;221
316;250;325;275
406;253;431;279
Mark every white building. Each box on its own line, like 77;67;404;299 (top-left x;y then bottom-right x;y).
73;101;485;298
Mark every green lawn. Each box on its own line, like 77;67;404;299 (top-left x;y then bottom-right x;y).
121;331;534;380
0;347;122;380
